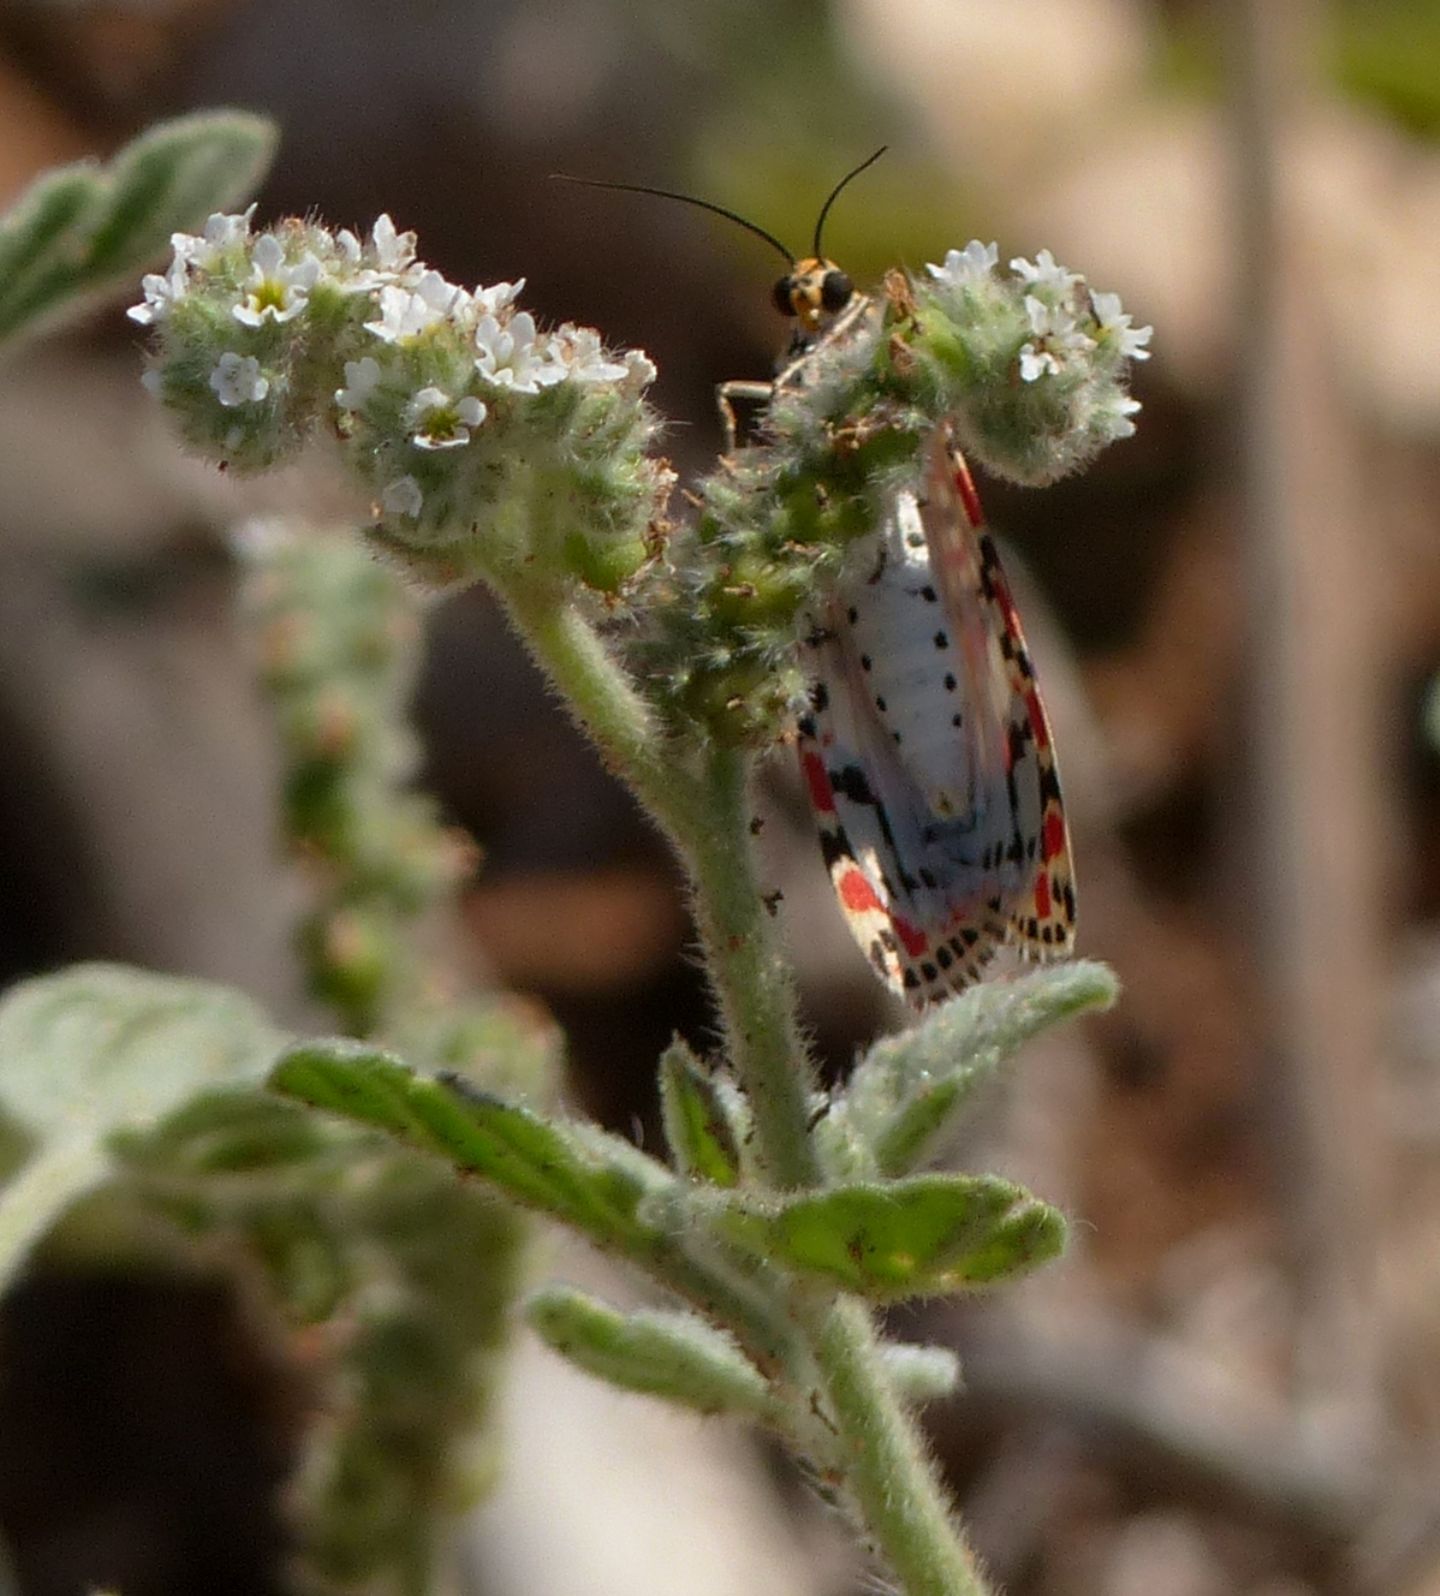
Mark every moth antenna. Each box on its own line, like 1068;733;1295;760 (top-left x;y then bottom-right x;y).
812;145;888;260
549;173;795;266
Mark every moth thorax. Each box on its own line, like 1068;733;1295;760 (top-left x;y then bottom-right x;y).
772;257;854;330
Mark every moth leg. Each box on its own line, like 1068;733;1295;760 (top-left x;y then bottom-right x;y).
716;379;773;454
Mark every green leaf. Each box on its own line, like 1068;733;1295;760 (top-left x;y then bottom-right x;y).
526;1285;782;1424
711;1173;1065;1300
827;961;1117;1177
0;964;281;1285
0;1137;111;1285
272;1041;675;1254
273;1041;802;1368
0;109;278;345
658;1038;746;1187
878;1341;961;1405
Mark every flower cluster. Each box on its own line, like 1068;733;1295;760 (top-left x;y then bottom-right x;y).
919;240;1151;484
132;210;668;593
641;243;1151;742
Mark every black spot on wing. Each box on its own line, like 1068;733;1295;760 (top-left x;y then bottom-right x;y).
830;763;878;806
818;826;850;869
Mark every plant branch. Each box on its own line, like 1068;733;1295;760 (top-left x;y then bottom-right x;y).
808;1299;991;1596
497;578;820;1187
495;572;995;1594
683;745;821;1189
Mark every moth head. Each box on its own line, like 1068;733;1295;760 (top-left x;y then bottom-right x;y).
772;258;855;331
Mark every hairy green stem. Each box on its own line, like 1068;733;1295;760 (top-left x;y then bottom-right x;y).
808;1299;990;1596
499;580;819;1187
495;574;991;1595
684;746;821;1189
500;581;689;837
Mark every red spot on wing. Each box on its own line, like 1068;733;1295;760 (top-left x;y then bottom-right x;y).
892;915;930;957
986;560;1023;633
1043;811;1066;862
1033;872;1051;918
951;458;984;530
801;749;837;813
838;867;882;913
1025;689;1050;750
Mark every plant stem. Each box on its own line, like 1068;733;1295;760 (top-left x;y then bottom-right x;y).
683;745;820;1189
499;582;820;1187
499;581;690;842
807;1299;990;1596
496;577;992;1594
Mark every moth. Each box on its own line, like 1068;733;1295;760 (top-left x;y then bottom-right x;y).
793;419;1075;1005
565;152;1076;1006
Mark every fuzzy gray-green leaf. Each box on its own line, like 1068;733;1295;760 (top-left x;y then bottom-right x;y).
272;1041;675;1252
711;1173;1065;1301
827;961;1117;1178
0;963;281;1285
659;1038;745;1187
526;1285;781;1423
0;109;277;344
879;1341;962;1405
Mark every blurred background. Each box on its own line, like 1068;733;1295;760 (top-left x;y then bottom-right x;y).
1;0;1439;1592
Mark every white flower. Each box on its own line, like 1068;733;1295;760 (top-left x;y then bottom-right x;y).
209;352;270;407
336;356;382;411
1017;294;1094;382
171;205;256;267
474;278;526;318
1018;342;1058;383
233;233;321;326
1090;289;1153;361
1103;394;1143;438
552;323;628;384
337;214;419;288
404;385;487;449
382;475;424;518
474;311;566;394
621;347;657;393
365;270;463;343
127;259;188;325
369;214;416;273
1009;248;1079;295
926;240;998;288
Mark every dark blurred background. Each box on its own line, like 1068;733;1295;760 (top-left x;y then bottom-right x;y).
1;1;1439;1593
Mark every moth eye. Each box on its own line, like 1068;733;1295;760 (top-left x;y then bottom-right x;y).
820;270;853;312
772;276;798;316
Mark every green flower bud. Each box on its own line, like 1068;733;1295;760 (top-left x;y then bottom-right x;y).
300;903;392;1027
